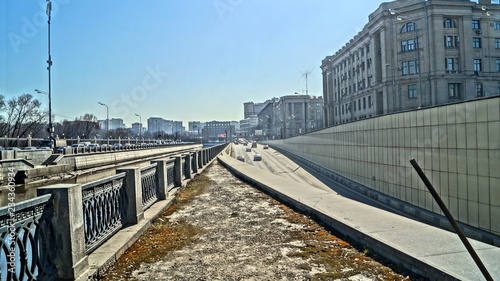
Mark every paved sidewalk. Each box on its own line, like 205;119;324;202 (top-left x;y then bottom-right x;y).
218;153;500;281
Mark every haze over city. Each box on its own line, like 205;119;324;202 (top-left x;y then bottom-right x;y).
1;0;382;127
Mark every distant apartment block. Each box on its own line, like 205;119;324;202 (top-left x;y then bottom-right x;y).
321;0;500;127
98;118;125;130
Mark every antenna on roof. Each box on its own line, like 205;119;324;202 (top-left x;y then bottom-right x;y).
302;69;312;96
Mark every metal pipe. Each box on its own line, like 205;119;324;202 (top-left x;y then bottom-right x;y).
410;159;493;281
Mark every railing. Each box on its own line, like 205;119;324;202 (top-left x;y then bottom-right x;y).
82;173;127;254
140;164;159;211
0;194;57;280
0;143;228;279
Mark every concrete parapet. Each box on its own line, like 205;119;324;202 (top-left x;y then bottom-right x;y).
37;184;88;280
116;168;144;224
183;154;192;180
151;160;168;200
173;156;182;189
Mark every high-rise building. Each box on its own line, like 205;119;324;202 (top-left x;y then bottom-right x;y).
321;0;500;127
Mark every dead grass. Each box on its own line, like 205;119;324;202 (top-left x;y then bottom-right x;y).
276;201;413;280
100;173;211;281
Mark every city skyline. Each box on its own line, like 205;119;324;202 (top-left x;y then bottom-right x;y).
1;0;381;127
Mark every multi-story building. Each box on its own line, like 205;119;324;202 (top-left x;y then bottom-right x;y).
131;122;143;137
147;118;184;136
110;118;125;130
256;95;324;139
243;100;273;119
239;115;259;137
98;118;125;130
147;117;166;133
321;0;500;127
188;121;204;134
203;121;234;142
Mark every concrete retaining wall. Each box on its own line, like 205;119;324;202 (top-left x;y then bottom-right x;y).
56;144;202;170
267;97;500;237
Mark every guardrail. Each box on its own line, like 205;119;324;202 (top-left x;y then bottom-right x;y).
82;173;127;254
0;194;57;280
0;143;227;280
140;163;159;211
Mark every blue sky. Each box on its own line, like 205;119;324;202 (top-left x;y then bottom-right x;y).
1;0;382;127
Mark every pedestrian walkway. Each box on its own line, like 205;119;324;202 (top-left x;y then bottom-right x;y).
218;153;500;281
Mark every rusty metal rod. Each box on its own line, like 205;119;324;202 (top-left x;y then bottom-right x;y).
410;159;493;281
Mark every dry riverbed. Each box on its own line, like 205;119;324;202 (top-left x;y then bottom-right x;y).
101;161;423;280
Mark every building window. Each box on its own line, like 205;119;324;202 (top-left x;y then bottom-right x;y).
407;39;415;50
402;61;408;75
353;100;357;111
409;60;416;74
402;60;419;75
446;58;459;71
445;36;454;47
368;96;372;107
476;83;484;97
472;20;480;29
496;59;500;71
444;19;457;28
448;83;461;98
495;21;500;30
358;99;361;110
401;22;417;33
401;40;407;51
495;38;500;49
363;97;366;109
473;38;482;48
408;85;417;98
474;59;482;72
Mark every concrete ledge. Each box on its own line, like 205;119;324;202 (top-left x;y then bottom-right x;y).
217;154;500;281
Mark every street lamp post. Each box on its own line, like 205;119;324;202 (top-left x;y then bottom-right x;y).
42;0;54;146
135;113;142;139
388;8;398;112
98;102;109;144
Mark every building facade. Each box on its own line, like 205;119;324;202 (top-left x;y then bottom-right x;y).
203;121;233;142
256;95;324;139
322;0;500;127
243;100;273;119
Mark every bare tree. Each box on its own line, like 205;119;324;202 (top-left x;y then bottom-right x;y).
2;94;47;138
57;114;100;139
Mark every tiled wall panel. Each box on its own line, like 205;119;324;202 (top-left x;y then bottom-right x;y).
268;97;500;236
